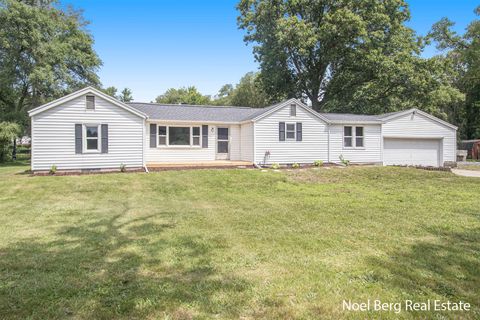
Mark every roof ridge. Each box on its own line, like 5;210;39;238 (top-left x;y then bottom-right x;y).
127;102;257;110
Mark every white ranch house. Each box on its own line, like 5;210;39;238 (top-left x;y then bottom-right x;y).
28;87;457;172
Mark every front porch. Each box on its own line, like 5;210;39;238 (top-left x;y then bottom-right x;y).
146;160;254;171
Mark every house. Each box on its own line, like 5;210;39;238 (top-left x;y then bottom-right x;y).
28;87;457;172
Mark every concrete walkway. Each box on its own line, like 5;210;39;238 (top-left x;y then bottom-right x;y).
451;169;480;178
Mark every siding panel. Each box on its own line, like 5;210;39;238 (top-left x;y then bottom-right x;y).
254;105;328;164
329;124;382;164
32;95;144;171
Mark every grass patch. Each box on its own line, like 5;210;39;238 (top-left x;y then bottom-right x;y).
0;164;479;319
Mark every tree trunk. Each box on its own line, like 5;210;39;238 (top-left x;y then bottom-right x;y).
12;138;17;161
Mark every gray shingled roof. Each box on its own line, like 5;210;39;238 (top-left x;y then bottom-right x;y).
127;102;278;122
319;113;382;122
127;101;406;123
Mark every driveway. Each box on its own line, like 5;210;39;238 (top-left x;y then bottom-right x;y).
451;169;480;178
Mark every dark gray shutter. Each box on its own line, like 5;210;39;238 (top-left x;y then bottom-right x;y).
279;122;285;141
75;124;82;154
150;124;157;148
101;124;108;153
296;122;302;141
202;125;208;148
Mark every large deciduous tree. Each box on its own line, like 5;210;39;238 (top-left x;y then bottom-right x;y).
237;0;462;117
155;87;211;105
0;0;101;128
429;7;480;139
214;72;270;107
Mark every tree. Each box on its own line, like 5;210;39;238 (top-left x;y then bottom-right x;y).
119;88;133;102
0;0;101;128
102;86;118;98
237;0;459;115
0;121;21;162
429;7;480;138
229;72;270;107
155;87;211;105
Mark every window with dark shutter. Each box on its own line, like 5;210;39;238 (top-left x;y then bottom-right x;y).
279;122;285;141
150;124;157;148
86;95;95;110
296;122;302;141
202;125;208;148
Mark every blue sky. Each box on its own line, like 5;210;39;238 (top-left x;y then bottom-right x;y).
65;0;477;102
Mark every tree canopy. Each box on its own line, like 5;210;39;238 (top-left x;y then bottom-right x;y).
0;0;101;129
237;0;462;120
155;86;211;105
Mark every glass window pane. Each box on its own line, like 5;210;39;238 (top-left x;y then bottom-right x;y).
86;126;98;137
356;137;364;147
192;127;200;136
169;127;190;145
344;137;352;147
87;139;98;150
217;128;228;140
355;126;363;137
344;126;352;136
158;126;166;136
193;136;200;145
286;131;295;139
286;124;295;131
159;136;166;145
217;140;228;153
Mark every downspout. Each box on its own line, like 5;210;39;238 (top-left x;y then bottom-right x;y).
327;123;330;164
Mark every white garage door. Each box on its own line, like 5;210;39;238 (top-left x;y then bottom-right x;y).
383;138;441;167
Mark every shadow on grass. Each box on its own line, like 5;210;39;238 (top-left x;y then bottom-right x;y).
365;226;480;316
0;214;251;319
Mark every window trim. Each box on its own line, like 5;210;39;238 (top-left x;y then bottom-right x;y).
157;125;202;148
286;123;296;140
86;95;95;110
343;125;365;149
83;124;101;153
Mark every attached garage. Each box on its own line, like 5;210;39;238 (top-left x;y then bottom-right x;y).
383;138;441;167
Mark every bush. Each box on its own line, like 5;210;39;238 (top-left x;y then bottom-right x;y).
120;163;127;172
271;162;280;169
313;160;323;167
49;165;57;175
339;155;350;166
291;162;300;169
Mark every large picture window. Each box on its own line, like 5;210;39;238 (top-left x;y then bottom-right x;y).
157;125;201;147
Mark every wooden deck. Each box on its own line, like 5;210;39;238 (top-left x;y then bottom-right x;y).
146;160;254;170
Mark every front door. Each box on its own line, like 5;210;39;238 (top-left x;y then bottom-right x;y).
216;127;229;160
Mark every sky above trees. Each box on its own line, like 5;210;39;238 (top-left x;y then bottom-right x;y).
63;0;477;102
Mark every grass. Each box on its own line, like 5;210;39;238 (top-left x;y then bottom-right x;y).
0;164;479;319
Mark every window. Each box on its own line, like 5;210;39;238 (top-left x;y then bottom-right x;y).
286;123;296;139
157;125;201;147
192;126;200;146
343;126;364;148
290;104;296;116
169;127;190;145
158;126;167;145
85;125;99;151
344;126;353;147
86;95;95;110
355;127;364;147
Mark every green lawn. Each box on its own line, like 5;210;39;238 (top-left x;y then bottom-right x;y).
0;164;479;319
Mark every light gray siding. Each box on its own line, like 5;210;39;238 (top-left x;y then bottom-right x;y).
254;104;328;164
382;112;456;164
328;124;382;164
31;95;144;171
240;122;254;162
229;124;241;160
